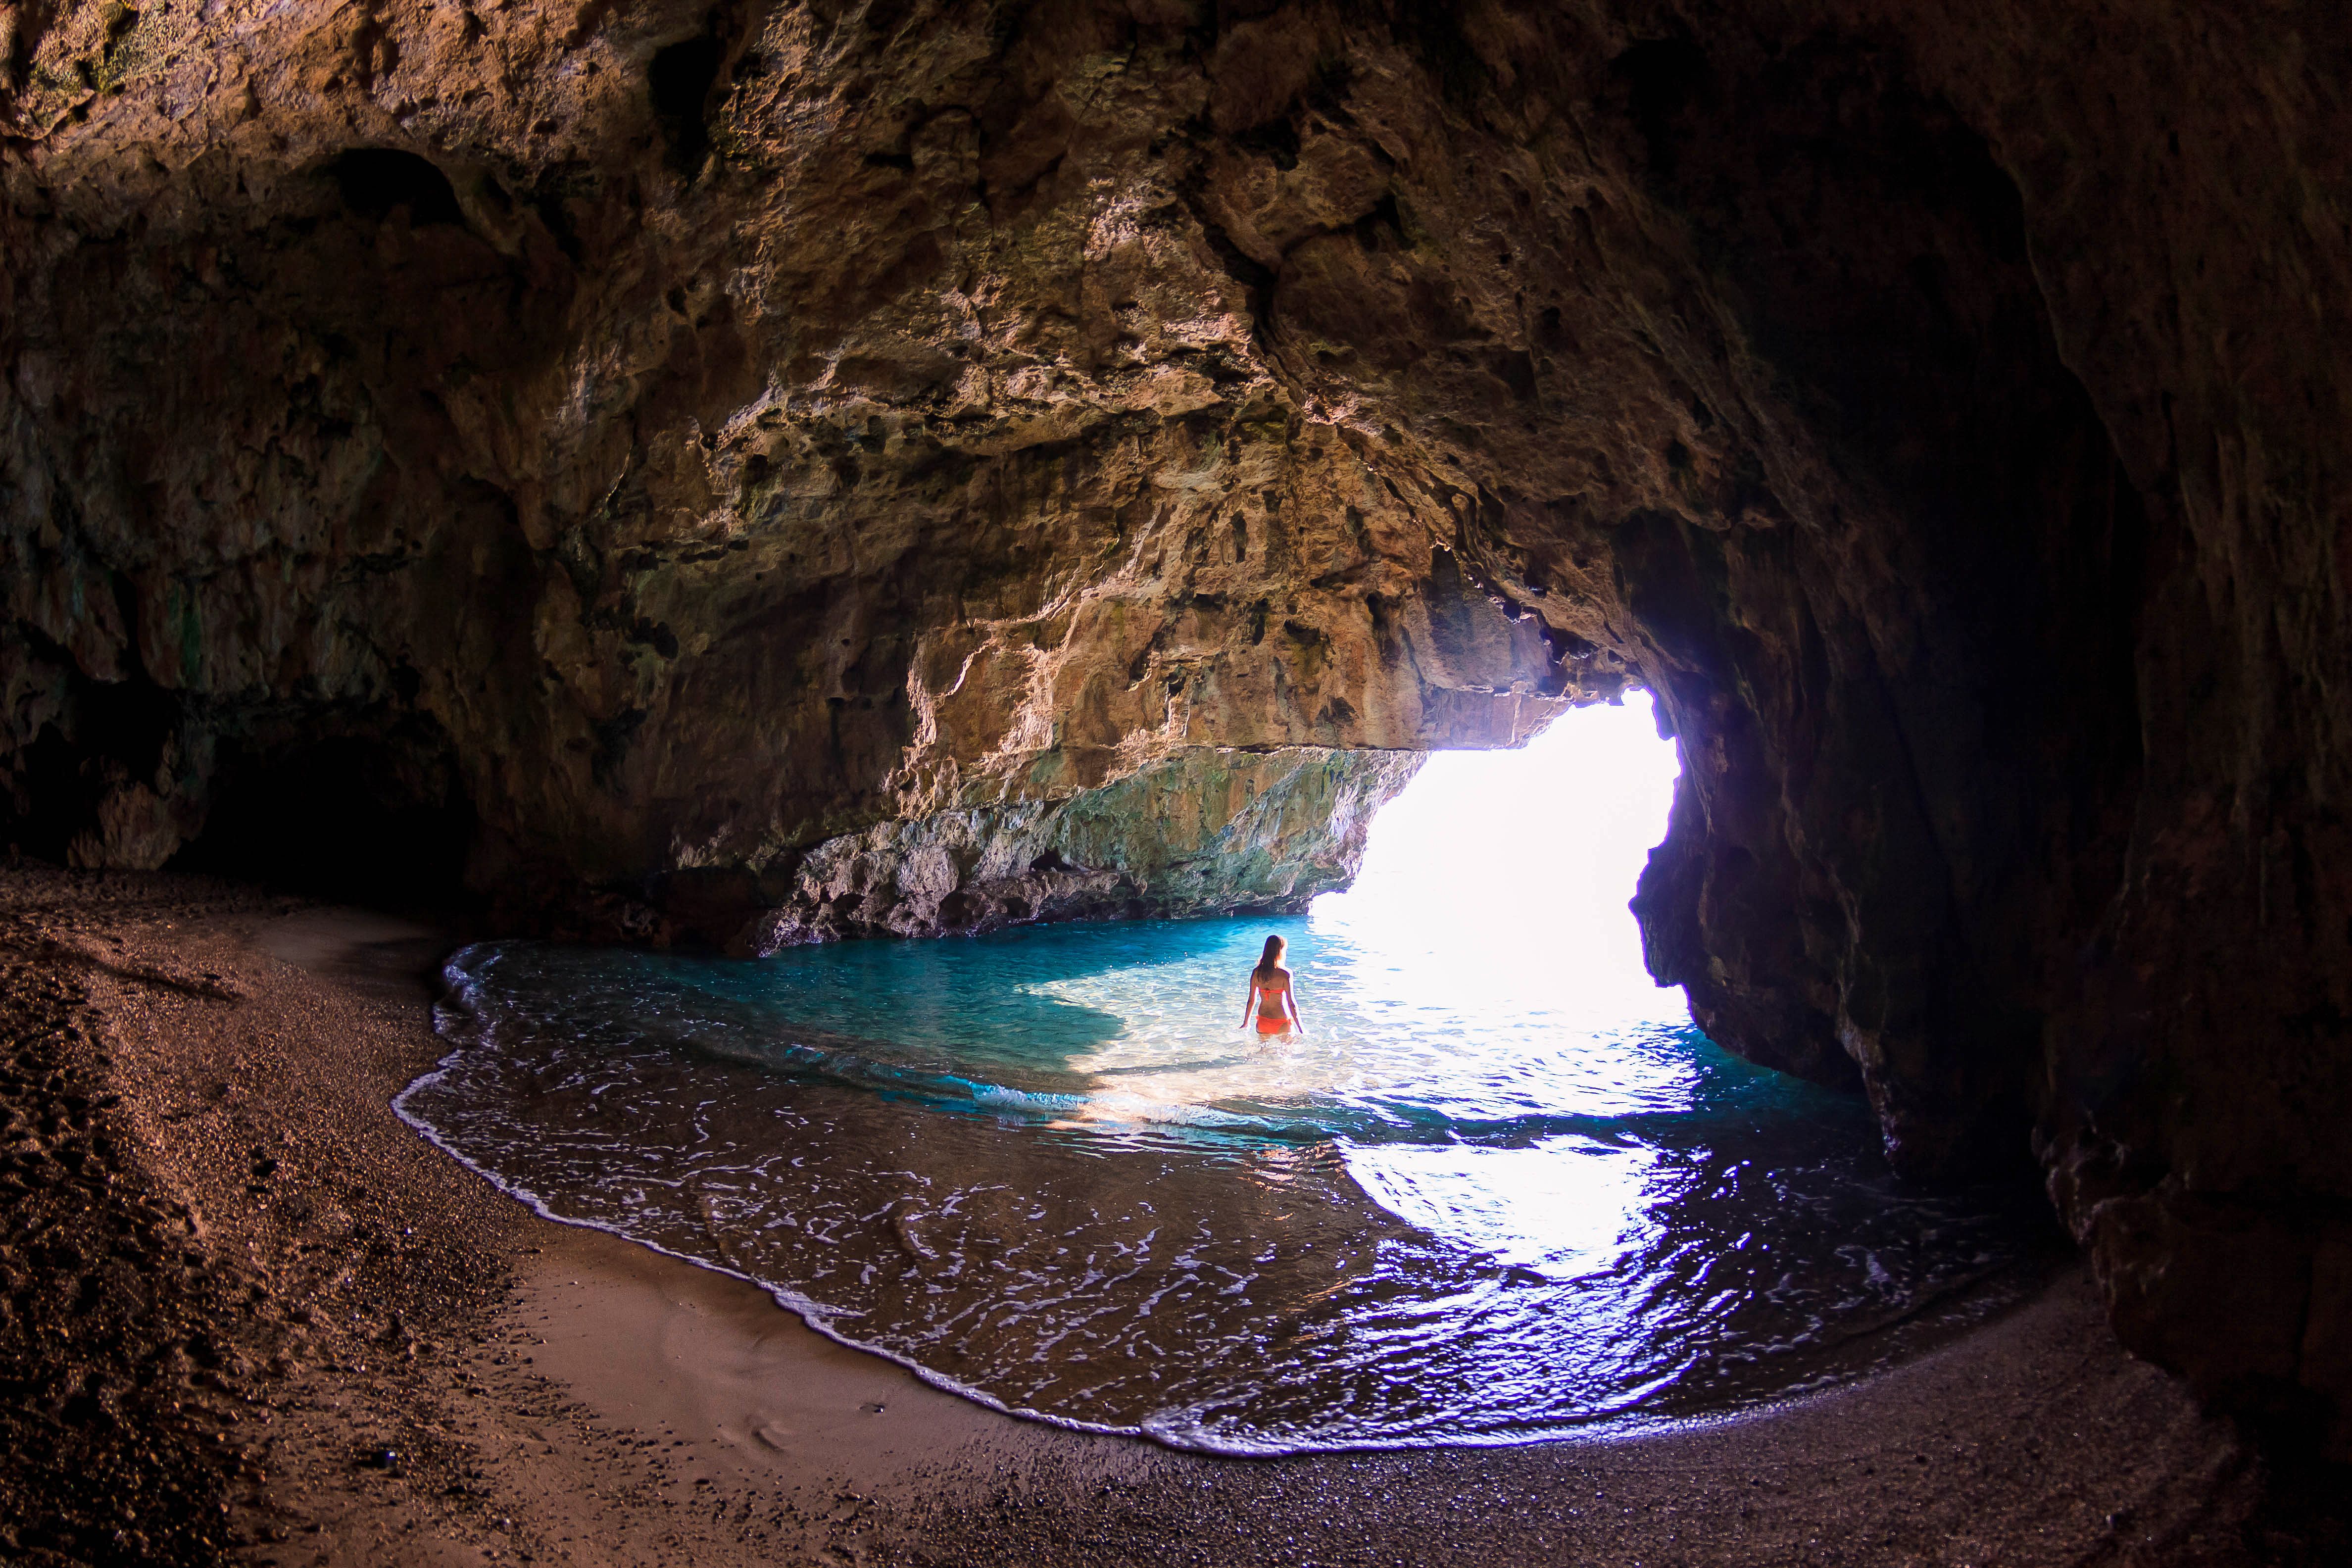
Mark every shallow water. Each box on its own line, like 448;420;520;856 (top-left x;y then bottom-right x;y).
398;907;2045;1454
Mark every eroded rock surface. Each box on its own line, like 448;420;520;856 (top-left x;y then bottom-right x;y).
2;0;2348;1451
706;744;1417;951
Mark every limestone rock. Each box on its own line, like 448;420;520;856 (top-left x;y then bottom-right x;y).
1;0;2348;1450
722;745;1420;953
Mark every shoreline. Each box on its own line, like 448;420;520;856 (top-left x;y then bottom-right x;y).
0;866;2295;1565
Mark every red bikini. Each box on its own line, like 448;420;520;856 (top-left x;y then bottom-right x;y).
1252;975;1293;1035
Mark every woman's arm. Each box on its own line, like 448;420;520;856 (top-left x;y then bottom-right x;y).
1240;977;1258;1028
1285;974;1306;1035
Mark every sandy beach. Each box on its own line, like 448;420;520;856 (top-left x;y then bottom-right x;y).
0;864;2323;1566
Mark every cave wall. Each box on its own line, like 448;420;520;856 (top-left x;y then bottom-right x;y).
2;0;1584;939
727;743;1418;950
2;0;2347;1450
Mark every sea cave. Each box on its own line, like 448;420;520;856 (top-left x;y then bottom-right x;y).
1;1;2347;1563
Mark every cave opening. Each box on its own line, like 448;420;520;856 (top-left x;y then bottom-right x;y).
1309;691;1686;1031
166;735;477;912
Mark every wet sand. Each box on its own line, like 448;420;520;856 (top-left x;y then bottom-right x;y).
0;865;2312;1565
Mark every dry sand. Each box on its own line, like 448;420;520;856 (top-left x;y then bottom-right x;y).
0;864;2333;1566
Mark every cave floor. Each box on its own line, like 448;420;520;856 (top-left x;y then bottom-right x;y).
0;864;2324;1567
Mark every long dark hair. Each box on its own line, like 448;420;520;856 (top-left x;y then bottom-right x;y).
1253;934;1286;981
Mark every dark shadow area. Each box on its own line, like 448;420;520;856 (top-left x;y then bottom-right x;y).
1;668;186;864
1606;27;2150;1172
6;725;105;863
168;735;478;912
324;148;467;227
649;34;725;175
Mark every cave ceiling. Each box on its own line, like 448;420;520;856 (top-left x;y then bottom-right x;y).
3;0;2349;1455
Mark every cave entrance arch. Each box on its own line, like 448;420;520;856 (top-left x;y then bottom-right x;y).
1309;692;1687;1032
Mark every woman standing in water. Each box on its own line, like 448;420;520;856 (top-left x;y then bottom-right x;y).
1240;934;1306;1039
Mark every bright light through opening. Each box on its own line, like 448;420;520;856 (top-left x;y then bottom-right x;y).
1310;690;1686;1029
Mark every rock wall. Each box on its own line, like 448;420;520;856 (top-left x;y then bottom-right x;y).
721;744;1419;951
2;0;2347;1451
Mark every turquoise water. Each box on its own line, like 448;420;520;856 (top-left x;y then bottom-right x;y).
399;909;2042;1453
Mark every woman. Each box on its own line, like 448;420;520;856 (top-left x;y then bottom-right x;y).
1239;933;1306;1039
